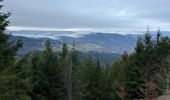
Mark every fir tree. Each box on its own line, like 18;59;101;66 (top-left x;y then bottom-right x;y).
157;28;161;45
135;36;144;53
31;39;65;100
31;53;45;100
144;27;153;50
70;43;80;100
62;42;68;59
0;0;22;71
0;0;31;99
78;58;102;100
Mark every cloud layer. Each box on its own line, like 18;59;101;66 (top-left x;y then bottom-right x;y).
3;0;170;31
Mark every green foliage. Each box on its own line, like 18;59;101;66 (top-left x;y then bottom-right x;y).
0;0;31;99
77;58;103;100
61;42;68;59
123;30;170;99
26;30;170;100
0;9;22;71
135;36;144;53
0;53;32;100
31;40;66;100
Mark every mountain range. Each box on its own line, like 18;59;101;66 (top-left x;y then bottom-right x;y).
9;30;170;64
10;30;138;54
10;30;170;54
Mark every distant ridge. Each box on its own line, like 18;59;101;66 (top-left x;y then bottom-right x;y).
10;31;170;54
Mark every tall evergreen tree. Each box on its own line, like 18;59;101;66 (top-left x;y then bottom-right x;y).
0;0;22;71
60;42;80;100
31;53;45;100
157;28;161;45
77;58;102;100
70;43;80;100
62;42;68;59
123;30;170;99
31;39;65;100
135;36;144;53
122;52;129;60
0;0;31;99
44;39;65;100
144;27;153;50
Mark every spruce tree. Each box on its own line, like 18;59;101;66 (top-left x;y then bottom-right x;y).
62;42;68;59
31;39;65;100
31;53;45;100
77;58;102;100
124;31;153;99
0;0;31;99
44;39;65;100
60;42;80;100
135;36;144;53
156;28;161;45
70;43;80;100
0;0;22;71
123;30;170;99
144;28;153;50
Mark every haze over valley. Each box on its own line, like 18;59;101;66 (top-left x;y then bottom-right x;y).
10;30;170;54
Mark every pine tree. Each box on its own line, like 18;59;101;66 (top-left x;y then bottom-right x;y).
0;0;31;99
77;58;102;100
31;39;65;100
108;60;127;100
10;55;32;100
44;39;65;100
69;43;80;100
122;52;129;60
157;28;161;45
62;42;68;59
124;31;152;99
31;53;45;100
124;57;143;99
123;30;170;99
60;42;70;100
135;36;144;53
60;42;80;100
0;0;22;71
144;27;153;50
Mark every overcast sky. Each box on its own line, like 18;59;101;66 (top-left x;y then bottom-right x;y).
3;0;170;32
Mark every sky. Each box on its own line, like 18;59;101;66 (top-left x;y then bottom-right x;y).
3;0;170;32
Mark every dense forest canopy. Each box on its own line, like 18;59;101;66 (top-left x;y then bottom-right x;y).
1;0;170;100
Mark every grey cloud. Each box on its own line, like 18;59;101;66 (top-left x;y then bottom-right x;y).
3;0;170;31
